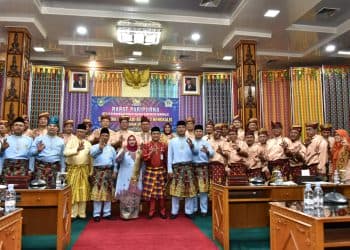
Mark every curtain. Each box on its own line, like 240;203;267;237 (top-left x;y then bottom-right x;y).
93;71;122;96
204;73;232;123
291;67;324;139
0;61;4;118
63;71;91;124
150;73;178;98
260;70;291;136
30;66;64;128
322;66;350;131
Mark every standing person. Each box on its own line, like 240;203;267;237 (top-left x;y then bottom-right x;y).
331;129;350;182
245;131;265;180
221;123;229;140
305;122;328;178
136;115;152;145
64;123;92;220
0;117;33;182
232;115;245;141
115;135;143;220
0;120;9;142
167;120;197;219
320;123;335;177
185;116;195;140
192;124;214;216
142;127;168;219
203;120;214;141
22;115;34;138
90;128;117;222
33;112;49;137
246;118;259;142
61;120;76;145
111;115;135;147
160;122;175;144
83;118;93;137
257;128;270;179
88;114;115;145
30;116;65;186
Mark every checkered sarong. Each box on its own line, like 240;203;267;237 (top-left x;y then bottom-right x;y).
193;163;209;192
3;159;29;176
90;166;114;202
34;160;60;186
142;166;166;201
209;162;226;185
169;162;197;197
268;159;290;180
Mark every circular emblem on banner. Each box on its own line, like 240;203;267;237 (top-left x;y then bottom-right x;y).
97;98;105;107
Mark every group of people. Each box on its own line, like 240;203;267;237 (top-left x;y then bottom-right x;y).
0;112;349;221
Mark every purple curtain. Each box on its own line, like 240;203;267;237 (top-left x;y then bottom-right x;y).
0;61;4;118
179;83;203;124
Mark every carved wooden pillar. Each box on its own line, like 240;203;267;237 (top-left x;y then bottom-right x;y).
2;28;31;122
235;40;257;127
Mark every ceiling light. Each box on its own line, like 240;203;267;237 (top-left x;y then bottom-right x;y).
325;44;336;52
176;66;181;69
128;57;136;61
33;47;45;52
89;60;96;68
133;51;142;56
76;26;88;35
223;56;233;61
116;20;162;45
191;33;201;41
135;0;149;3
338;50;350;55
264;9;280;18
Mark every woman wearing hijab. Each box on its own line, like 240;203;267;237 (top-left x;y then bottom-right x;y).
331;129;350;183
115;135;143;219
160;122;175;144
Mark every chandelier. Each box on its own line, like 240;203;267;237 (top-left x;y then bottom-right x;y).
116;20;162;45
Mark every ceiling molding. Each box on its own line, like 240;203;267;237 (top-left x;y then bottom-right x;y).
58;39;114;47
201;63;235;69
162;45;212;52
286;24;337;34
0;16;47;38
222;29;271;48
256;50;304;57
31;56;68;62
114;59;159;65
229;0;249;24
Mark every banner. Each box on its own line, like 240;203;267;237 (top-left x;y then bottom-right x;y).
91;97;179;131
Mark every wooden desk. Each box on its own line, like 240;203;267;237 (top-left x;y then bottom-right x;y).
0;209;22;250
16;186;72;250
211;184;350;250
270;202;350;249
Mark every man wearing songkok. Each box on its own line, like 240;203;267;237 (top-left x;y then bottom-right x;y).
88;114;115;145
192;124;214;217
232;115;245;141
266;121;292;179
64;124;92;220
221;123;230;139
137;115;152;145
89;128;117;222
30;116;65;186
83;118;92;137
305;122;328;177
33;112;49;137
62;120;76;145
185;116;196;140
284;125;306;182
257;128;270;179
110;115;135;148
142;126;168;219
246;118;259;142
167;120;197;219
208;124;230;185
0;117;33;182
320;123;334;177
203;120;214;141
22;115;34;138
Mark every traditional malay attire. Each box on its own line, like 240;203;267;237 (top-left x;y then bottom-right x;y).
305;122;328;177
202;120;214;141
141;127;168;219
167;120;197;219
30;116;65;186
160;122;175;144
192;125;214;216
232;115;245;141
245;132;265;179
61;119;76;145
0;117;33;182
185;116;195;140
83;118;93;137
115;135;143;220
246;118;259;143
0;120;10;175
136;116;152;145
320;123;335;177
33;112;49;137
88;114;115;145
64;124;92;219
22;115;34;138
90;128;117;221
257;128;270;179
331;129;350;182
110;115;135;147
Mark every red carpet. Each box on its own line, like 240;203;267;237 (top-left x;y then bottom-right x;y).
73;215;218;250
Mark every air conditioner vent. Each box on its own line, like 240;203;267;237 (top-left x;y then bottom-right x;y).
200;0;221;8
316;7;339;17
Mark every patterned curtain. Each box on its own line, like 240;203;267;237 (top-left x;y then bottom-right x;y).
291;67;324;139
93;71;122;96
63;71;91;124
0;61;5;118
179;75;203;124
30;66;64;128
260;70;291;136
204;73;232;123
322;66;350;131
150;73;178;98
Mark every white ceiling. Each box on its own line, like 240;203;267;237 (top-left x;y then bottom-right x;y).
0;0;350;71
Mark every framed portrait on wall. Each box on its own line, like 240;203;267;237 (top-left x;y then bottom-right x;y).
182;76;200;95
69;71;89;92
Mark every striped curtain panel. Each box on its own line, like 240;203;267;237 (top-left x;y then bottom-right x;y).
259;70;291;136
63;71;91;124
0;61;4;118
30;66;63;128
93;71;122;96
291;67;324;139
322;65;350;131
150;73;178;98
204;73;232;123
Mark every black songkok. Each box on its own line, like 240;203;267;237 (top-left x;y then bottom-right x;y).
100;127;109;135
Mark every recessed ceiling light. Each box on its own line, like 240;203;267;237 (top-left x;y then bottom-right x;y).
33;47;45;52
176;66;181;69
132;51;142;56
264;9;280;18
338;50;350;55
191;33;201;41
325;44;336;52
223;56;233;61
89;60;97;68
135;0;149;3
76;26;88;35
128;57;136;61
